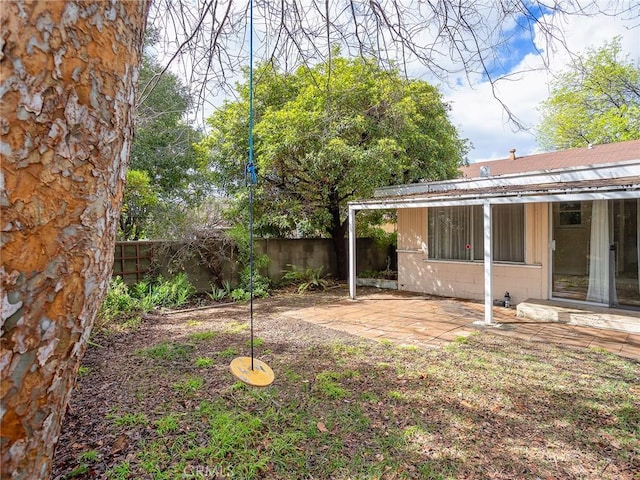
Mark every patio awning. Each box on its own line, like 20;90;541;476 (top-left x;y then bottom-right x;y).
347;159;640;325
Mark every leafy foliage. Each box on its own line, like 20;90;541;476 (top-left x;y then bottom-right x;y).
206;283;231;302
97;277;143;329
121;43;209;240
280;265;330;293
198;57;467;277
96;274;196;332
230;268;271;301
119;170;158;241
132;273;196;309
132;55;203;196
537;37;640;149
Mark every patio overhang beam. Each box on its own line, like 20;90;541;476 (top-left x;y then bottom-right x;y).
351;187;640;211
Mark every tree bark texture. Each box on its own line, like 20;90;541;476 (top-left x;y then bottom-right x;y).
0;2;150;478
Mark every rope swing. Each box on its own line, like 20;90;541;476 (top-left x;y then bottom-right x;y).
229;0;275;387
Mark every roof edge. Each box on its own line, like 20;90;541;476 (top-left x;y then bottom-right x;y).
374;159;640;198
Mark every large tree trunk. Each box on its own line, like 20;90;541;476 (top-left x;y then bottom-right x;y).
328;196;348;280
0;2;150;478
331;227;348;280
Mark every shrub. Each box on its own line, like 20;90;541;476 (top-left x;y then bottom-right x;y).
230;267;271;300
96;277;142;331
207;284;228;301
280;265;329;293
96;274;196;332
231;288;251;302
140;273;196;308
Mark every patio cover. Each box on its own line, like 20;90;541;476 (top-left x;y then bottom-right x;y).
348;159;640;324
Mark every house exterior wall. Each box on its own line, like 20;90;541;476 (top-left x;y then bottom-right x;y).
397;208;426;250
397;204;549;305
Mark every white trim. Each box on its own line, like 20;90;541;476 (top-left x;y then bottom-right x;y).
374;160;640;198
351;189;639;211
348;207;357;299
483;201;493;324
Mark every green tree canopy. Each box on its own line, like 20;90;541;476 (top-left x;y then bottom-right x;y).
537;38;640;150
119;169;158;241
198;57;468;277
121;48;209;239
131;54;203;197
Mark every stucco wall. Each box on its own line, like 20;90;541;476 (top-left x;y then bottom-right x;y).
397;204;550;304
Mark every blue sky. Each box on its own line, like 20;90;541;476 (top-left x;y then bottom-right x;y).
485;8;549;79
443;9;640;163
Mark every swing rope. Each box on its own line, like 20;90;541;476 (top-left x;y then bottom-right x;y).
247;175;255;371
229;0;274;387
247;0;256;372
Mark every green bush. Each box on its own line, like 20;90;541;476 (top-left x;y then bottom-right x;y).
207;284;228;301
98;277;141;324
235;266;271;299
142;273;196;308
207;280;233;301
231;288;251;302
96;274;196;331
280;265;329;293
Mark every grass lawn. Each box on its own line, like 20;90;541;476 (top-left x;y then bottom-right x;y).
53;292;639;480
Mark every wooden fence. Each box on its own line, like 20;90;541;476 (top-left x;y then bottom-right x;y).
112;241;156;284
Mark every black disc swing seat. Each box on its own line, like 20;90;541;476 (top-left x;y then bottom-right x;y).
229;0;274;388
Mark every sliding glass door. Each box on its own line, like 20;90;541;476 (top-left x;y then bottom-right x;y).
613;199;640;308
552;199;639;308
552;201;592;301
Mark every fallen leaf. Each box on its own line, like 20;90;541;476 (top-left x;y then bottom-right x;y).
317;422;329;433
514;401;527;412
111;435;128;455
460;400;473;409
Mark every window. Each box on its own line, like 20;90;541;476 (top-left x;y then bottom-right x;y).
427;204;524;262
558;202;582;226
428;205;474;260
493;204;525;262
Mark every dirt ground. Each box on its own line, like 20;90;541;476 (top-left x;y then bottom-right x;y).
53;289;358;477
52;288;639;480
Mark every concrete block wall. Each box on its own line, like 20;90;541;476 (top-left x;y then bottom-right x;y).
114;238;395;292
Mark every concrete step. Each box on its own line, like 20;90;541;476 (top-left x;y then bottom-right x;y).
517;299;640;334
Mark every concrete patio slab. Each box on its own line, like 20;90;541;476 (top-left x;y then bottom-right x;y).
283;290;640;361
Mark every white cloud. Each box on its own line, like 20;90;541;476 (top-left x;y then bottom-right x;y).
443;11;640;162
